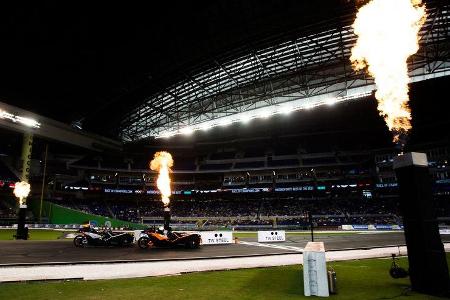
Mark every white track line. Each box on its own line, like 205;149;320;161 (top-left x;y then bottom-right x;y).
239;241;303;252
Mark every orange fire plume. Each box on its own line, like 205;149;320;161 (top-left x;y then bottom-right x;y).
13;181;31;206
150;151;174;207
350;0;426;144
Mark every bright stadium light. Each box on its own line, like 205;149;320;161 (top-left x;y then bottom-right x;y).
200;123;211;131
240;114;253;124
16;116;40;127
0;108;41;128
219;119;232;127
180;127;193;135
161;131;175;139
259;110;271;119
280;105;294;115
153;90;376;139
304;103;314;110
325;98;337;106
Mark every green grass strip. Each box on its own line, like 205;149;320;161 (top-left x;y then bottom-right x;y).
1;254;448;299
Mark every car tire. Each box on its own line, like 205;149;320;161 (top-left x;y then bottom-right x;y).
138;237;150;249
186;238;199;249
122;236;133;247
74;235;86;248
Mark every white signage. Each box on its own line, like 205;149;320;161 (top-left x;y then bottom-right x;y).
257;230;286;242
199;231;233;245
440;229;450;235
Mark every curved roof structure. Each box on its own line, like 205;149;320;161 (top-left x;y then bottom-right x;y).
120;1;450;142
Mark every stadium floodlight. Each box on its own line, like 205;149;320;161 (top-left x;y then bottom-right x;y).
200;123;211;131
180;127;193;135
280;105;294;115
161;131;175;139
0;108;41;129
151;90;376;139
325;98;337;106
259;110;272;119
219;118;232;127
304;103;314;110
16;116;40;127
240;114;253;124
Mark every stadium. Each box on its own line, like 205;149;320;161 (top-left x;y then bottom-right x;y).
0;0;449;299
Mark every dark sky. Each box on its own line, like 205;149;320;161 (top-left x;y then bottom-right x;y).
0;1;349;135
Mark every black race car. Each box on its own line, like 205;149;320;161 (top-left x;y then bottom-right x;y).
74;227;134;247
137;228;201;249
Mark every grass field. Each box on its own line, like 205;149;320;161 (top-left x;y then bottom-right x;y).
0;229;73;240
1;254;448;300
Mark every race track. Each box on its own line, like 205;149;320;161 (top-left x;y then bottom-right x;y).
1;232;448;266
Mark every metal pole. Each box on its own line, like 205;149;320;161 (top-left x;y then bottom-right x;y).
311;168;317;242
39;144;48;223
163;206;171;233
16;132;33;240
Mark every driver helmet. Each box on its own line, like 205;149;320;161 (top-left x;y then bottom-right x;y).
156;226;164;234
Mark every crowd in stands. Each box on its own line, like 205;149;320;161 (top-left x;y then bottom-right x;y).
43;194;413;227
0;199;16;218
1;190;448;228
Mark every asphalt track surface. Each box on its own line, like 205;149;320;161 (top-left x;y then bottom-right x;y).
1;232;449;266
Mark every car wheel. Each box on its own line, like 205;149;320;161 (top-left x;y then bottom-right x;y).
138;237;150;249
186;239;199;249
73;235;86;248
122;236;133;247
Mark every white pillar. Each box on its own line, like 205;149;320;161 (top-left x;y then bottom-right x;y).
303;242;329;297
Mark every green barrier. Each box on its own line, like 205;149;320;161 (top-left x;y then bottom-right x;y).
28;199;146;229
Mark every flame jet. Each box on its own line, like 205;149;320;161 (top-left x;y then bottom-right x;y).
150;151;174;207
350;0;426;145
13;181;30;206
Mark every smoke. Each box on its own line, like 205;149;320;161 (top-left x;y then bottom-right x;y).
350;0;426;145
150;151;174;207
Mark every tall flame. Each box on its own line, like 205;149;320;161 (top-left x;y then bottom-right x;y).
350;0;426;144
13;181;30;205
150;151;174;207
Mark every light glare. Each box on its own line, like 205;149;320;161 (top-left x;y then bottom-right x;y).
280;106;293;114
325;98;337;106
240;114;252;124
180;127;193;135
219;119;232;126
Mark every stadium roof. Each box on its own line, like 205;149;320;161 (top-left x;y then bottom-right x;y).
119;0;450;141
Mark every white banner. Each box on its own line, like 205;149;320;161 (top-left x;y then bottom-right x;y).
257;230;286;242
341;225;353;230
199;231;233;245
440;229;450;235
